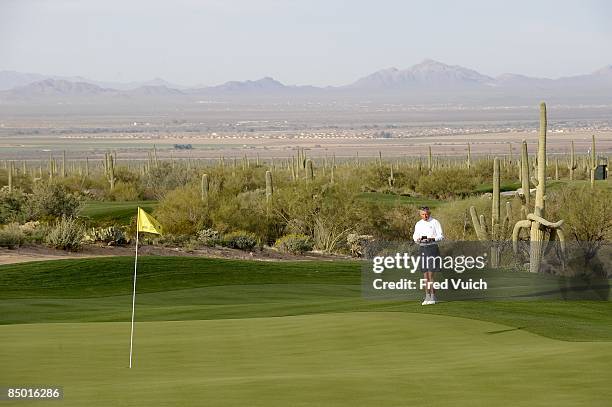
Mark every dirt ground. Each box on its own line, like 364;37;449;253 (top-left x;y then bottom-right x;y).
0;243;349;266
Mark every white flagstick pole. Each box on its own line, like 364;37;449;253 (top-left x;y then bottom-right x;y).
129;210;140;368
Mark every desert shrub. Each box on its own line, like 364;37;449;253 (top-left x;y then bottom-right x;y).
156;233;192;247
346;233;375;257
274;234;313;254
471;158;495;180
546;184;612;260
434;198;484;241
434;195;522;241
0;168;33;193
154;186;208;235
0;188;26;223
362;165;423;193
197;228;221;247
0;222;26;248
20;221;49;244
114;167;140;184
272;182;371;253
218;168;261;196
141;163;197;199
212;190;283;245
25;182;81;221
54;175;96;194
416;168;477;199
393;168;422;192
107;181;140;201
85;226;129;246
222;231;258;251
362;165;392;191
378;204;421;241
182;238;199;253
45;216;85;251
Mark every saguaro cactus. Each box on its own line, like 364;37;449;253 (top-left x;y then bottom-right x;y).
589;135;597;188
470;157;510;267
265;170;273;202
290;157;297;181
105;152;116;190
508;142;513;165
567;141;577;180
201;173;209;202
427;146;433;173
388;166;395;188
61;151;66;177
512;103;565;273
7;161;13;192
48;154;54;181
517;140;530;218
466;143;471;170
306;159;314;180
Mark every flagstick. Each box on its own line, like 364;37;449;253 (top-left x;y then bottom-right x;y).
129;216;139;368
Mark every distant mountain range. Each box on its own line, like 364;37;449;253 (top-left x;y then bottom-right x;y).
0;71;185;91
2;59;612;104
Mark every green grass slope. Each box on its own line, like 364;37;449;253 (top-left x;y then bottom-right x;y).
80;201;158;225
2;314;612;407
1;256;611;341
1;257;612;406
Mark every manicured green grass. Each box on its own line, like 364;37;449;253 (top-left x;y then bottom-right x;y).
1;257;611;341
358;192;441;208
80;201;158;225
546;179;612;191
2;313;611;407
474;181;521;193
470;179;610;194
1;257;611;406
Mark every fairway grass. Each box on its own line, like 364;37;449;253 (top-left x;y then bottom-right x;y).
80;201;158;225
2;313;611;406
1;256;612;406
357;192;441;208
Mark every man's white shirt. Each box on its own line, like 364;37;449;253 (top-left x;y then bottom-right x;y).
413;218;444;244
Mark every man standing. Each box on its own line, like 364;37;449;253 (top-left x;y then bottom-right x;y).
413;206;444;305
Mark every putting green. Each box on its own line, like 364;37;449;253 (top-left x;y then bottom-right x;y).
2;312;611;406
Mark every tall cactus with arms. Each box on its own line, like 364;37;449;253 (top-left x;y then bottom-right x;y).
470;157;511;268
512;103;565;273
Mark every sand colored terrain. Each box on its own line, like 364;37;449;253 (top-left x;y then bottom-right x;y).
0;244;345;266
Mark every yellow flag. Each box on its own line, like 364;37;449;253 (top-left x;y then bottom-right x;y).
137;207;162;235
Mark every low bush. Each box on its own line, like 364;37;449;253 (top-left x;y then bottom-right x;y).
379;204;421;241
0;188;27;223
416;168;477;199
141;163;198;199
85;226;129;246
156;233;192;247
222;231;258;251
20;221;49;244
154;186;208;235
45;216;86;251
107;181;141;201
197;228;221;247
0;223;26;249
546;184;612;260
26;182;81;221
274;234;313;254
346;233;375;257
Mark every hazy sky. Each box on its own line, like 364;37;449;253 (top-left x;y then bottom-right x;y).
1;0;611;86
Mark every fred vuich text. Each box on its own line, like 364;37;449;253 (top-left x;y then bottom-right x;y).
372;278;488;291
